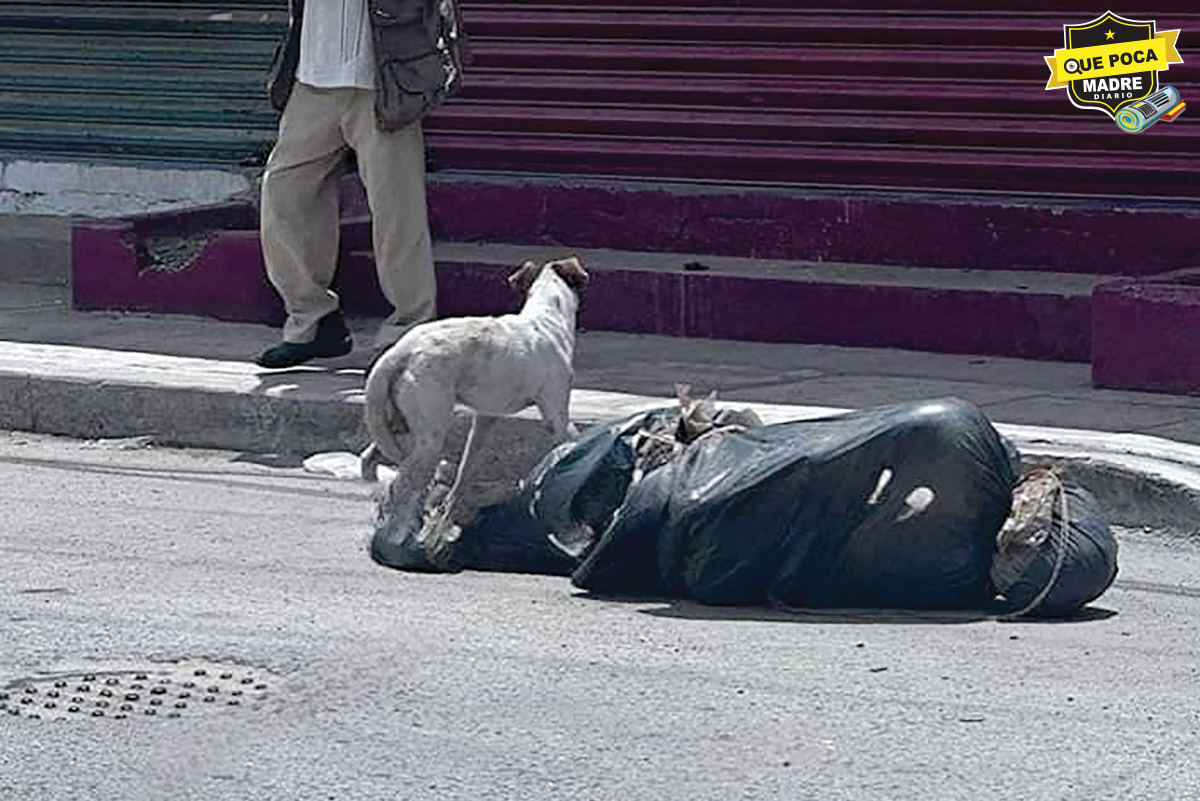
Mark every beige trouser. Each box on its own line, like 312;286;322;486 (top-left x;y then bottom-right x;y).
260;82;436;349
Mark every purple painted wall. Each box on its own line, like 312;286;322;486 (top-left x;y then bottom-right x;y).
73;222;283;325
1093;269;1200;394
372;177;1198;276
70;177;1200;373
72;215;1091;362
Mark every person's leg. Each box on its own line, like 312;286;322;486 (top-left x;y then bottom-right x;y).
342;90;437;351
260;84;353;352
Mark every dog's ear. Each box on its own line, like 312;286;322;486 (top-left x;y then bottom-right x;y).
507;260;542;295
548;255;589;293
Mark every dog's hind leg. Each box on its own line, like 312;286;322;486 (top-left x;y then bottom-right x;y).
361;350;414;481
360;427;411;482
369;388;454;569
371;445;443;570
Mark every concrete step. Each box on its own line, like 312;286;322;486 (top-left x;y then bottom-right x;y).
340;243;1100;362
69;218;1100;362
1093;267;1200;393
410;174;1200;276
63;172;1200;377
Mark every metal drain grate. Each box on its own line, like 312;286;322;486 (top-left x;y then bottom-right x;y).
0;660;276;722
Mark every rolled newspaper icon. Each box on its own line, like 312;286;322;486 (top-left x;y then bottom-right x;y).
1116;86;1183;133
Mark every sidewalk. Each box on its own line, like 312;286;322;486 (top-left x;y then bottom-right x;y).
3;276;1200;535
5;277;1200;438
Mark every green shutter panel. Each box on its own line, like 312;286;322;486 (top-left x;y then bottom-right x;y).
0;2;286;166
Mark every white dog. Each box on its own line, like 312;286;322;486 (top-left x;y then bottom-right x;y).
362;255;588;568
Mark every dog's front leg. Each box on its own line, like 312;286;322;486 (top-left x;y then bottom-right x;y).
533;383;596;556
359;442;384;482
423;413;499;564
536;380;578;442
441;412;498;517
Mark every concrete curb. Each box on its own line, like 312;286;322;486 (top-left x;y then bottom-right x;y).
2;341;1198;537
993;425;1200;537
0;342;367;456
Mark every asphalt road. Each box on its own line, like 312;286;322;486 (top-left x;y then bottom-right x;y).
2;431;1199;801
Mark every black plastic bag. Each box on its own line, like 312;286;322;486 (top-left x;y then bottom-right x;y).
564;398;1018;609
991;468;1119;617
456;408;677;575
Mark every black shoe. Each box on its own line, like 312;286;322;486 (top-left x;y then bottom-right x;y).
256;311;353;368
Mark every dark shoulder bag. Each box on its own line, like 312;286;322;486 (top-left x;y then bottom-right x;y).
369;0;467;131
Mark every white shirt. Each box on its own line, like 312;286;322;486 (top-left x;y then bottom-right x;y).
296;0;375;90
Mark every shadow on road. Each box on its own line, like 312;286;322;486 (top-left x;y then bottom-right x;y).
576;593;1118;625
996;605;1118;623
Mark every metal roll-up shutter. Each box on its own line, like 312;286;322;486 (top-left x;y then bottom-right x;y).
0;1;285;166
426;0;1200;199
1;1;1195;202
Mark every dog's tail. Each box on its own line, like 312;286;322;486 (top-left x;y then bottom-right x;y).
362;349;412;476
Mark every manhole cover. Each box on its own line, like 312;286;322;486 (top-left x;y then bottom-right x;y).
0;660;277;722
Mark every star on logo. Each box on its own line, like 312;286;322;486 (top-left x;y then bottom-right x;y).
1105;30;1115;40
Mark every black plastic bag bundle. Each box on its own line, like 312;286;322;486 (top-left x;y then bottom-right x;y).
991;468;1119;617
559;398;1018;609
464;397;1122;616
